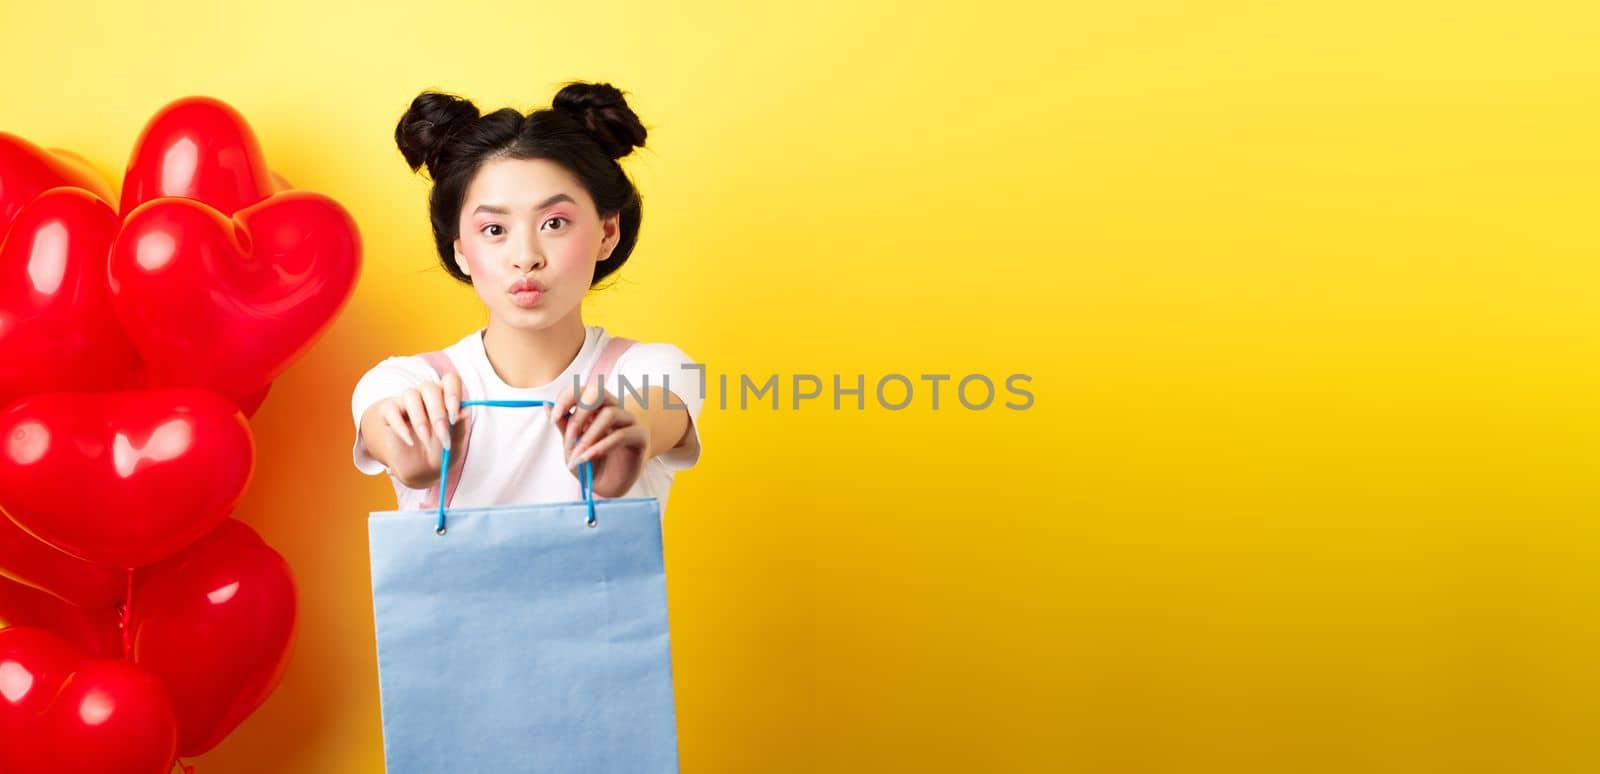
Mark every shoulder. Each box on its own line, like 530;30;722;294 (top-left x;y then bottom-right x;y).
351;332;480;412
610;335;705;413
355;355;432;388
613;337;697;373
354;354;436;387
357;330;482;387
350;355;437;424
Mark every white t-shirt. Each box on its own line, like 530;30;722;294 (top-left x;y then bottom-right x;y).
351;325;703;515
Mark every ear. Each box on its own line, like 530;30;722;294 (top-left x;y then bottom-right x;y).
597;213;621;262
453;236;471;277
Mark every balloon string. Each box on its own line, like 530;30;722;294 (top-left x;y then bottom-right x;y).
121;568;134;661
174;757;196;773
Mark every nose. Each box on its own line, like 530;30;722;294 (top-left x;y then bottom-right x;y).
510;232;545;272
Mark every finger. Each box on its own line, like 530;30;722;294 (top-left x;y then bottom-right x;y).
575;404;636;451
402;389;431;448
424;435;442;470
563;380;614;449
442;373;463;425
570;406;623;464
574;424;646;468
420;383;451;450
381;402;415;447
420;381;445;422
549;381;576;430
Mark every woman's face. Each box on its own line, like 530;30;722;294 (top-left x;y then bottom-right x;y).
452;156;619;330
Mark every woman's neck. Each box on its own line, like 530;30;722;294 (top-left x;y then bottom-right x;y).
481;310;588;388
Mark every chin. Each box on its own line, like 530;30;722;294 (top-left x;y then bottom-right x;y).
497;303;564;331
505;312;550;329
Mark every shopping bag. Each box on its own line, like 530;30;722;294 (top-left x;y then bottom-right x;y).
367;394;679;773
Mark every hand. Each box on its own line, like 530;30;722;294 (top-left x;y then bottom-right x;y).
550;377;650;498
375;372;468;481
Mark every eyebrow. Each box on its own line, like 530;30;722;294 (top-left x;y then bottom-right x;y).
471;193;576;216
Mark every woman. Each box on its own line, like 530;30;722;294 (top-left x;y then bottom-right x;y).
351;81;703;515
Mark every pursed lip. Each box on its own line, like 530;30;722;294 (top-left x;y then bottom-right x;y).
508;278;547;293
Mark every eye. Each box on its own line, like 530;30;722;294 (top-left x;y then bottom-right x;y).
541;216;568;231
481;224;505;237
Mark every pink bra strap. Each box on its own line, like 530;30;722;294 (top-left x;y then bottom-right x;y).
418;351;456;382
585;336;636;387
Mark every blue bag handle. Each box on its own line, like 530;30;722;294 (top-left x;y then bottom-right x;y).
436;399;598;535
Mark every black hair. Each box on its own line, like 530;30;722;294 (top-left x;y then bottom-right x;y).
394;81;648;287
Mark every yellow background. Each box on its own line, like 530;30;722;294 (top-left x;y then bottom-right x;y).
3;1;1598;771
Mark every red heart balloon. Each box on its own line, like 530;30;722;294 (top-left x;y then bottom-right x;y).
0;627;178;774
238;380;273;418
119;96;277;217
0;133;117;232
0;513;124;609
0;576;121;659
132;518;296;755
108;191;360;405
0;186;144;408
0;389;255;568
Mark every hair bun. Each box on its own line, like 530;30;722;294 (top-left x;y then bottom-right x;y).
395;91;481;175
551;81;647;160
